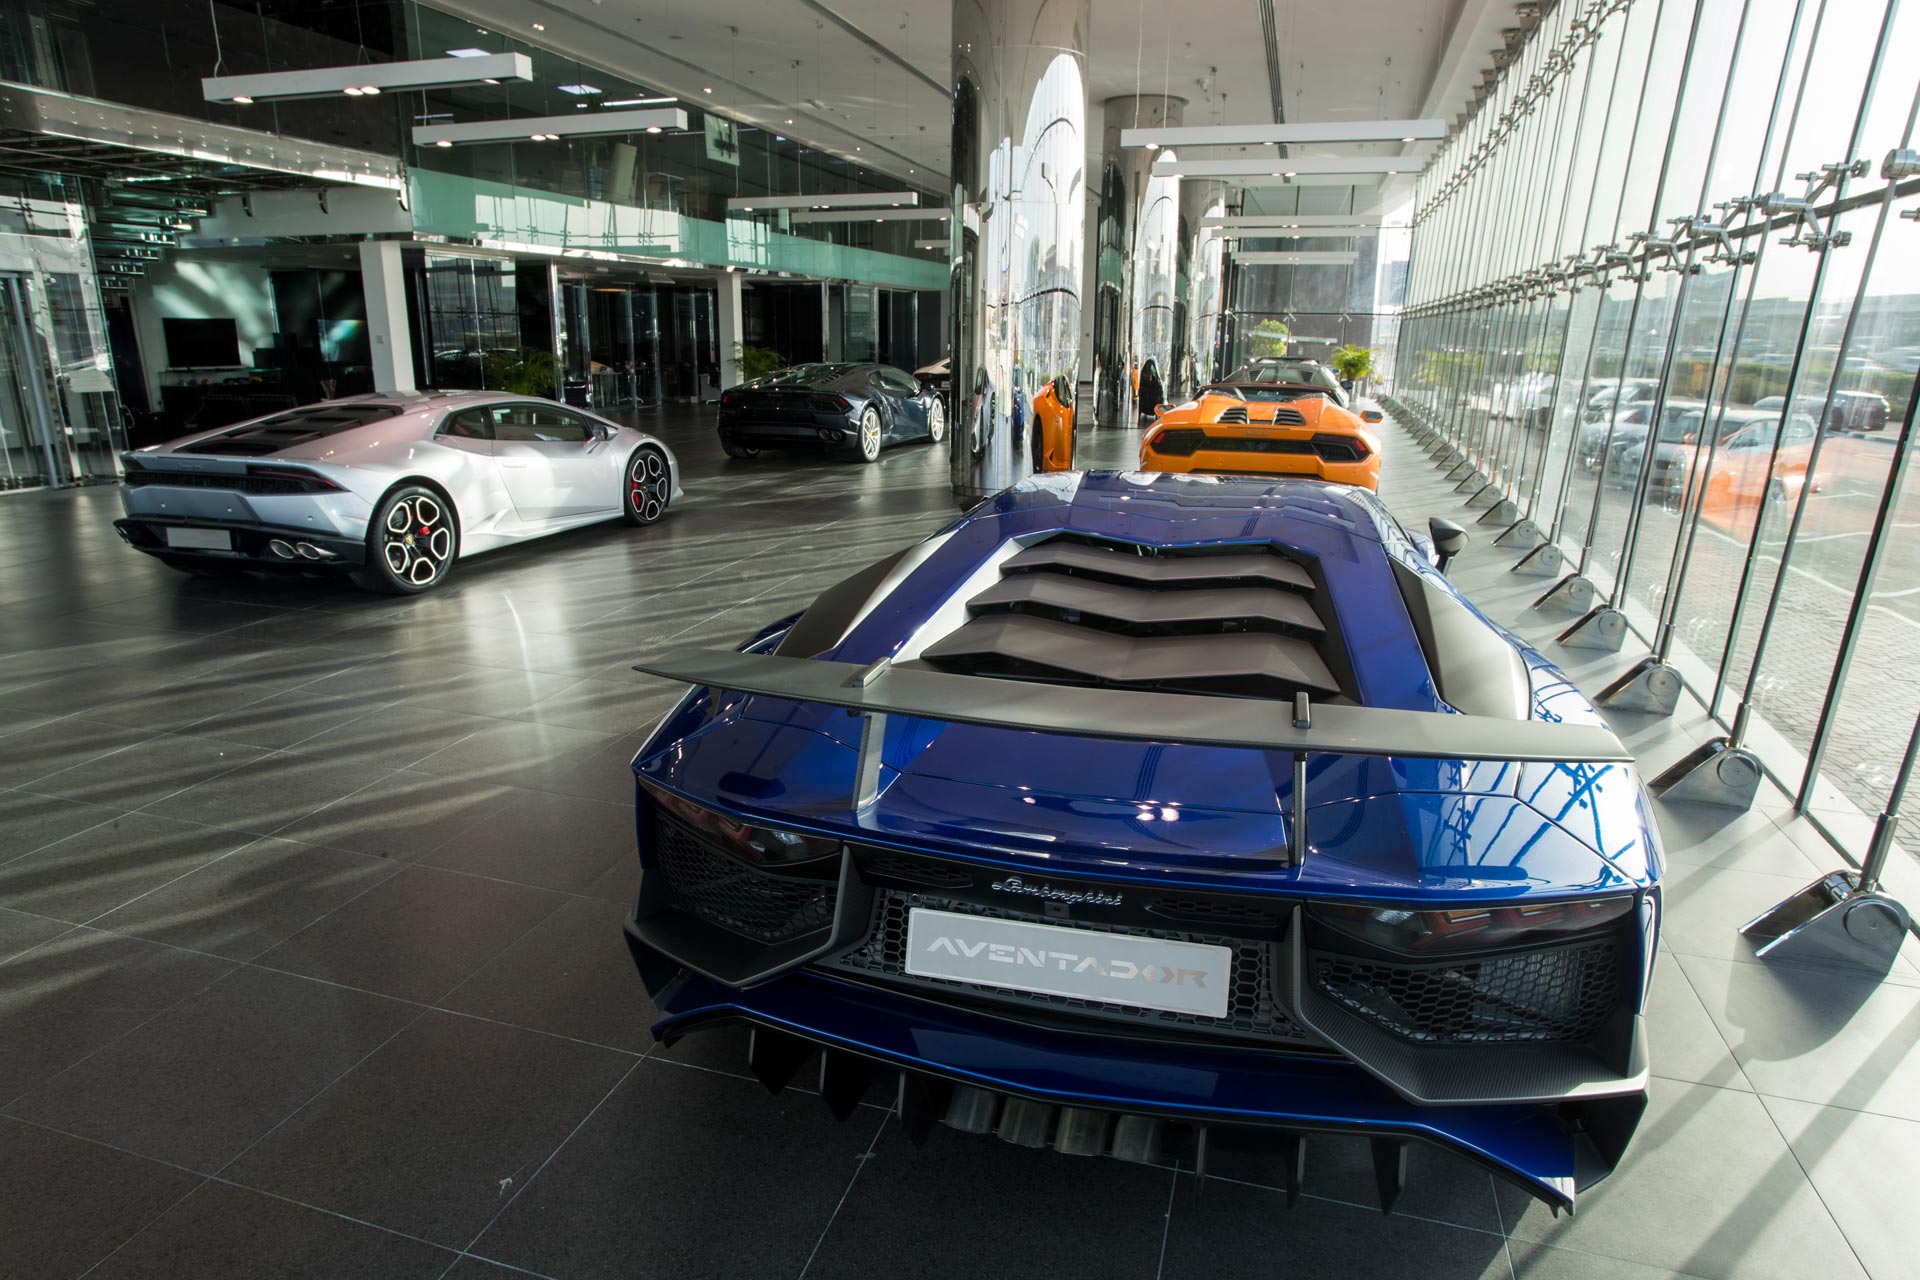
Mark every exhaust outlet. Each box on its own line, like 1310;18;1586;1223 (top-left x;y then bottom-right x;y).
295;543;334;560
267;539;296;558
1110;1115;1166;1165
995;1097;1054;1149
941;1085;1000;1135
1054;1108;1112;1157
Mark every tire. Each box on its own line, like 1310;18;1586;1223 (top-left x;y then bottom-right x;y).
350;484;458;595
856;407;883;463
927;398;947;444
623;447;672;526
721;434;758;460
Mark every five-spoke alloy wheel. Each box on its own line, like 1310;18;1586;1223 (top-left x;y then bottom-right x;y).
856;407;884;464
354;485;458;594
625;447;672;525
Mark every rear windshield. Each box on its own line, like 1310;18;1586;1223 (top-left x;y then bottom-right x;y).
1225;361;1341;392
174;403;405;455
760;364;856;387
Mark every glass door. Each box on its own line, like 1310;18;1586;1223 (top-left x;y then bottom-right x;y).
0;274;64;490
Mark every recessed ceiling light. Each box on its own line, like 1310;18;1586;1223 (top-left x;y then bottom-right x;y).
531;22;545;31
446;48;489;58
435;139;453;147
1145;142;1159;151
646;125;662;134
231;95;253;104
1270;171;1281;177
742;206;754;212
1401;135;1416;142
558;84;602;96
702;87;713;94
361;85;379;95
784;118;794;124
1283;171;1296;177
482;78;498;85
603;97;675;107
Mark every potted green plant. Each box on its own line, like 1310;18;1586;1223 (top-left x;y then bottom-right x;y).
733;344;788;382
1331;344;1376;397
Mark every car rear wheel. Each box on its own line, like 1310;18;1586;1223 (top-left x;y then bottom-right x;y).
624;447;671;526
856;408;883;463
720;434;758;459
351;485;458;595
927;398;947;444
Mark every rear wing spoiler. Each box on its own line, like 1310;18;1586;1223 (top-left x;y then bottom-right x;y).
632;648;1632;866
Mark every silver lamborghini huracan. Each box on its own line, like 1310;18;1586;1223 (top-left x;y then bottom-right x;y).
115;392;681;594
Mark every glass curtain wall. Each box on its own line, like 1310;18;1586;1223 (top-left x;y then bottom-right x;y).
1390;0;1920;859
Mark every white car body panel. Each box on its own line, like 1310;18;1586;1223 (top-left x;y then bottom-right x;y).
119;392;681;567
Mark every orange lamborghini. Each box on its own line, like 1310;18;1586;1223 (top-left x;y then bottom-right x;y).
1138;358;1384;490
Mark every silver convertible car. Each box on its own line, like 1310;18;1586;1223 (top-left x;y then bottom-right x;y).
114;392;681;594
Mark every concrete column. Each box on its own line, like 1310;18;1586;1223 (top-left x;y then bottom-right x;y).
1093;95;1182;428
357;240;414;394
716;269;744;390
948;0;1092;504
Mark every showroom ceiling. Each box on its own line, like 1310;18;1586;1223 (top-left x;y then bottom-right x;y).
429;0;1511;213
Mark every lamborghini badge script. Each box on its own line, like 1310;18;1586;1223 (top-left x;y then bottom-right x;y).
989;877;1124;907
922;935;1209;987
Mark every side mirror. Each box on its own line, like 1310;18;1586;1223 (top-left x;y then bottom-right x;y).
1339;378;1355;391
1429;517;1469;574
1361;409;1383;424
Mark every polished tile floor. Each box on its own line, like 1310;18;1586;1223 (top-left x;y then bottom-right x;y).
1;405;1916;1279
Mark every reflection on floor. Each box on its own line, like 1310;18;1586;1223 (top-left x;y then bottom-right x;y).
0;405;1916;1279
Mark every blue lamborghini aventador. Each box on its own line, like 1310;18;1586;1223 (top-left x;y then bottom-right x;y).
625;471;1662;1214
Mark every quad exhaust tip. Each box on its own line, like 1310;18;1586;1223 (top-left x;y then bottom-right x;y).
267;539;296;558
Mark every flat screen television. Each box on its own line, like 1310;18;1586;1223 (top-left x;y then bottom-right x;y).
163;317;241;369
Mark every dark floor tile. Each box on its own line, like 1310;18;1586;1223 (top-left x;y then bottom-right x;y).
441;1258;532;1278
419;790;633;893
90;836;402;961
180;690;387;752
290;701;510;771
0;927;234;1103
30;732;267;810
0;1116;204;1280
1503;1242;1699;1278
0;905;72;962
512;676;683;734
0;717;152;789
140;751;394;837
804;1121;1169;1280
254;865;568;1003
275;769;520;860
0;812;254;924
440;896;656;1052
223;1009;633;1248
6;965;418;1170
408;718;622;784
88;1180;455;1280
472;1056;881;1279
1160;1173;1509;1280
1496;1077;1862;1279
0;788;123;864
578;848;640;905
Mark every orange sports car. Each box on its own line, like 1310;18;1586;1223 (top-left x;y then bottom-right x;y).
1138;358;1384;490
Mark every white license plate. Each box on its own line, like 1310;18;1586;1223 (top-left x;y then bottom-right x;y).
162;527;233;551
905;908;1232;1018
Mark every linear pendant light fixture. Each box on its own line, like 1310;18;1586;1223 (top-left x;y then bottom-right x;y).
1202;214;1389;229
789;208;948;224
1220;229;1380;240
1154;157;1414;178
1234;251;1360;265
728;192;921;212
1120;118;1443;149
412;107;687;147
205;53;532;104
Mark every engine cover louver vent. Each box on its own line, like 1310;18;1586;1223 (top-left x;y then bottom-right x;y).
917;536;1351;701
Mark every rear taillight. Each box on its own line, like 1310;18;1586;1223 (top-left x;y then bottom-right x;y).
641;779;842;866
720;392;735;408
1149;428;1206;457
809;395;851;413
1309;433;1371;463
1310;896;1634;953
246;466;344;492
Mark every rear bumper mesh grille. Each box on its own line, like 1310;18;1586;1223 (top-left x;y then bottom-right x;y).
651;815;835;943
1309;939;1619;1044
819;890;1317;1046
